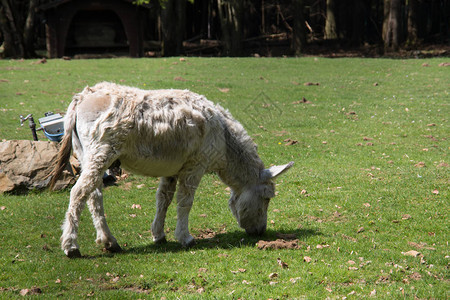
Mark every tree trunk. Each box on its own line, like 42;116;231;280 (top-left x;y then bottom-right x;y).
217;0;243;56
161;0;186;56
324;0;337;40
406;0;420;47
23;0;37;57
0;0;37;58
291;0;306;55
383;0;402;51
0;0;25;58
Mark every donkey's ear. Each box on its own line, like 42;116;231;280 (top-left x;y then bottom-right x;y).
261;161;294;181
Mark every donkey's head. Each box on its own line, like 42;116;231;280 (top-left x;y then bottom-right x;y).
228;161;294;236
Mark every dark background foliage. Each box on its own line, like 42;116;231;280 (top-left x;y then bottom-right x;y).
0;0;448;58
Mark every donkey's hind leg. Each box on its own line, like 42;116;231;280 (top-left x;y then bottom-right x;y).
87;187;121;253
61;167;103;258
152;176;177;243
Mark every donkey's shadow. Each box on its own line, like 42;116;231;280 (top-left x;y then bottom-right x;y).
121;228;321;255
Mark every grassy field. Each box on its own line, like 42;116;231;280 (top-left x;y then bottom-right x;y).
0;57;449;299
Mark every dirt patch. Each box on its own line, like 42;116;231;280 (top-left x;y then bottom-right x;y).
257;239;303;250
194;225;227;240
196;228;217;239
257;233;307;250
256;232;305;249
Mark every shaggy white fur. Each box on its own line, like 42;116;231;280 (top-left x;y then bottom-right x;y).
51;82;293;257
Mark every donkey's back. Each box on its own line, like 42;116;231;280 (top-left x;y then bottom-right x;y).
73;82;228;177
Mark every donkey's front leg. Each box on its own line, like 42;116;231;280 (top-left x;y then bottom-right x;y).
152;176;177;243
174;173;202;247
87;187;121;252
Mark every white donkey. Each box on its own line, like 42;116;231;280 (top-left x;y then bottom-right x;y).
50;82;293;258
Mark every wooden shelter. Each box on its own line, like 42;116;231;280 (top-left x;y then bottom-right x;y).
39;0;148;58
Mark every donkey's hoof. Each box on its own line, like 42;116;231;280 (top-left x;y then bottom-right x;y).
66;249;82;258
154;236;167;244
105;242;122;253
182;237;196;248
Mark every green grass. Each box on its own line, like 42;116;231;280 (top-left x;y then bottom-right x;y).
1;57;449;299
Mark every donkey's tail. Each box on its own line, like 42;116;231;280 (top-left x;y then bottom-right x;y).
48;95;81;190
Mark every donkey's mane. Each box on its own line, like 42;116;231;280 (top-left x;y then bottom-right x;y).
217;110;265;191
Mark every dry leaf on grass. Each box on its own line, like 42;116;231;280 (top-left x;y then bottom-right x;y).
402;250;421;257
19;287;42;296
277;258;289;268
292;97;312;104
231;268;246;274
414;162;426;168
284;138;298;146
408;241;436;251
290;277;301;283
303;256;312;263
300;189;309;196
